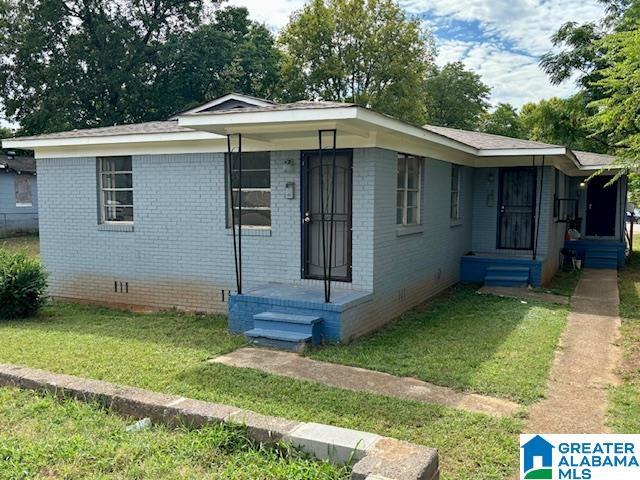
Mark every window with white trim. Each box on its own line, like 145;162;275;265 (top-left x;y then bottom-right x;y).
226;152;271;227
396;154;422;226
450;164;461;221
99;156;133;223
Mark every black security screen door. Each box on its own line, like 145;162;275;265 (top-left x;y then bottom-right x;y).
497;167;537;250
586;176;617;237
302;150;352;282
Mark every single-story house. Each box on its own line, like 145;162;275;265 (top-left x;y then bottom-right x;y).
0;154;38;237
2;93;627;348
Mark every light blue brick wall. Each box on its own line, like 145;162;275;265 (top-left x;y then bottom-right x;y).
0;171;38;235
341;151;474;340
37;149;375;312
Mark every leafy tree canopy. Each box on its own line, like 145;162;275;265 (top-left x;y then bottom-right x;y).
423;61;491;130
278;0;435;124
0;1;280;134
479;103;524;138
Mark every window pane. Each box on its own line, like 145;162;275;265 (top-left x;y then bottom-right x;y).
102;173;132;189
101;156;131;172
232;208;271;227
407;191;418;208
232;190;270;208
104;206;133;222
406;207;418;224
396;190;405;209
230;170;270;189
407;159;419;189
397;159;406;189
396;207;404;224
104;189;133;207
229;152;270;171
451;166;459;191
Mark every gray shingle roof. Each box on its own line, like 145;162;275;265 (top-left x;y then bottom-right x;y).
573;150;617;167
8;120;194;141
422;125;562;150
0;155;36;173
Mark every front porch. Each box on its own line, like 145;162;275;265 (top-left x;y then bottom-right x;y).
228;283;373;349
564;239;626;269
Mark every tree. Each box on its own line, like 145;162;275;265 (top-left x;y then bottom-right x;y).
479;103;524;138
153;7;280;119
423;62;490;130
520;94;609;152
278;0;435;124
588;27;640;169
0;0;211;135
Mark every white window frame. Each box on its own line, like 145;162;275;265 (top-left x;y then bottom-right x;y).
226;152;271;229
98;156;133;224
396;154;422;226
450;164;461;223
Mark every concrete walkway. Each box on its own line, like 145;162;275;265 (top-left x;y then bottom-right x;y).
526;269;621;433
210;348;520;417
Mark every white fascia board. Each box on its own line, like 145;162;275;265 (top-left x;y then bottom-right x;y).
476;147;567;157
2;130;222;149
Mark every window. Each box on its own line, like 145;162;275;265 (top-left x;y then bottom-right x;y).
99;156;133;223
396;154;421;225
450;165;461;221
226;152;271;227
14;176;32;207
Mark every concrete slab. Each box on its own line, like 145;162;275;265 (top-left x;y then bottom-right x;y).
228;410;301;444
352;438;439;480
210;348;520;417
477;286;569;305
284;422;381;464
525;268;621;433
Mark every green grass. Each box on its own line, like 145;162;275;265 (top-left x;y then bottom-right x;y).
608;237;640;433
0;302;522;480
0;387;348;479
308;286;568;404
0;234;40;257
535;268;581;297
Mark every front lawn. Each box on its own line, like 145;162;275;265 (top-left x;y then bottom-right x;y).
0;234;40;257
308;286;568;404
0;302;521;480
0;387;347;479
536;268;581;297
608;239;640;432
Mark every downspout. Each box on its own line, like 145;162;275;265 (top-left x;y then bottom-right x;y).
533;155;545;261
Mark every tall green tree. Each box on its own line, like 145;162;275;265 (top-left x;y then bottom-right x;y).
479;103;524;138
520;94;609;152
0;0;211;135
153;7;280;119
423;62;490;130
278;0;435;124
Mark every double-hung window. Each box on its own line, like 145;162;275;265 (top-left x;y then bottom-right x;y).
226;152;271;227
99;156;133;223
396;154;421;226
450;165;461;222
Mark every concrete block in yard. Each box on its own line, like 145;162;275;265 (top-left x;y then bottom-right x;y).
106;386;184;421
165;398;241;427
284;422;381;464
351;438;439;480
228;409;301;444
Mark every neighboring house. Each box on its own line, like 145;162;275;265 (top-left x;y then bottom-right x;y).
0;155;38;237
2;93;626;348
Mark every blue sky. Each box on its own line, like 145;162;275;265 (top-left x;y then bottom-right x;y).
228;0;607;108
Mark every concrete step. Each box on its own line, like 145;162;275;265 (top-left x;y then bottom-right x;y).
253;312;323;344
486;266;531;275
484;275;529;288
586;250;618;259
584;259;618;269
245;328;312;352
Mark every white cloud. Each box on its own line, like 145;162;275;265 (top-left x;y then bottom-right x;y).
438;40;577;108
225;0;305;29
401;0;605;55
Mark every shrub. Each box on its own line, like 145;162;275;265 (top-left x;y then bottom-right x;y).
0;250;47;319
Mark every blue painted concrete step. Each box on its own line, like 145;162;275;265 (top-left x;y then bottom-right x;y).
254;312;322;325
245;328;312;352
485;275;530;287
585;250;619;269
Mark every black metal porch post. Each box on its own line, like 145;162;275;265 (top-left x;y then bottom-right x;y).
227;133;243;294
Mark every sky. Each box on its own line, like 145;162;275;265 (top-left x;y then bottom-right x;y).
227;0;607;108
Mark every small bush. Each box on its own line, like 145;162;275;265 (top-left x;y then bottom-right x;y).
0;250;47;319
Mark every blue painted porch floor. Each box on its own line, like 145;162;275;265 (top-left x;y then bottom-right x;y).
240;283;373;309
